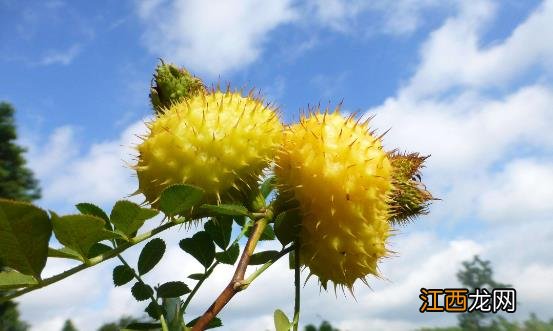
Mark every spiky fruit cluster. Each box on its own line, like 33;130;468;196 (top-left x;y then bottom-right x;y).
150;61;205;115
275;110;393;289
136;90;282;207
388;152;433;225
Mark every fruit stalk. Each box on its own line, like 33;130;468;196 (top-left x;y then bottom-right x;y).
192;216;269;330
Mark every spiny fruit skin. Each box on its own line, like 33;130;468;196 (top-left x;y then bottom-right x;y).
136;90;282;208
275;110;393;289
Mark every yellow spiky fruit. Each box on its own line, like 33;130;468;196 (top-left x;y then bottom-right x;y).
135;89;282;207
275;110;393;289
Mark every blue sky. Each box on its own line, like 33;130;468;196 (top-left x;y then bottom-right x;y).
2;0;553;330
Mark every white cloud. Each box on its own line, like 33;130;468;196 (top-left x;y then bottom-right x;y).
478;159;553;223
36;44;81;66
25;120;147;211
137;0;297;76
304;0;457;35
404;0;553;98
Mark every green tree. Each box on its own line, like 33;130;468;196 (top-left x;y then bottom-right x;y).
96;316;138;331
61;319;78;331
0;102;41;201
304;321;340;331
0;102;40;331
456;255;510;331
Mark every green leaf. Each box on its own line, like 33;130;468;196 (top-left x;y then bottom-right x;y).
260;176;276;198
145;301;165;320
274;309;291;331
249;250;280;265
215;243;240;265
51;213;117;259
274;210;301;246
179;231;215;269
113;265;134;286
0;199;52;278
200;204;249;217
159;184;204;216
233;215;246;226
75;202;109;222
124;322;161;330
288;250;295;270
48;247;82;261
187;273;205;280
204;217;233;250
131;282;153;301
246;224;275;241
110;200;158;237
0;269;38;289
156;281;191;298
138;238;166;275
186;317;223;329
87;242;112;258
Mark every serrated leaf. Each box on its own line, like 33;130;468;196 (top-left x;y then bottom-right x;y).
113;265;134;286
145;301;165;320
0;269;38;289
110;200;158;236
186;317;223;329
138;238;166;275
51;213;118;259
200;204;249;217
215;242;240;265
274;210;301;246
260;176;276;198
124;322;161;330
249;250;280;265
159;184;204;216
131;282;153;301
48;247;82;261
0;199;52;278
88;242;112;258
187;273;205;280
76;202;109;223
204;217;233;250
156;281;190;298
179;231;215;269
274;309;291;331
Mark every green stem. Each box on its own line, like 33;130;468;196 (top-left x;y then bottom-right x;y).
117;254;169;331
191;216;270;331
1;218;187;302
181;261;218;313
292;242;301;331
181;218;254;312
240;244;295;288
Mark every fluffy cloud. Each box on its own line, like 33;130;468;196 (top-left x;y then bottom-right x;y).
478;159;553;223
137;0;297;76
25;120;147;211
404;0;553;98
304;0;456;35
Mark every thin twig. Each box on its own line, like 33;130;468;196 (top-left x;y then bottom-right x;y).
117;254;169;331
191;217;269;331
182;219;254;312
0;218;187;302
292;241;301;331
